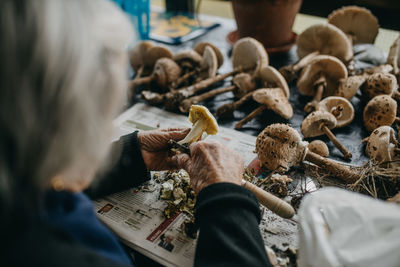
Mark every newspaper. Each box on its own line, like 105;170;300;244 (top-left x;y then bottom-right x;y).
94;103;298;266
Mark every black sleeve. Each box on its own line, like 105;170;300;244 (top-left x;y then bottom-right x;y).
194;183;271;267
85;131;151;199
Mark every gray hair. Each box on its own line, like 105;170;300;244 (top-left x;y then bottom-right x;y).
0;0;133;210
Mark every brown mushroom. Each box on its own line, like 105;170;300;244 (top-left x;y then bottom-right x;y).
129;41;154;75
328;6;379;45
255;123;359;183
296;23;353;63
362;72;400;101
279;51;320;83
193;42;224;68
308;140;329;157
363;95;399;132
163;37;268;110
297;55;348;113
179;73;256;113
301;110;352;159
336;74;368;100
316;96;354;128
362;126;399;167
173;50;202;72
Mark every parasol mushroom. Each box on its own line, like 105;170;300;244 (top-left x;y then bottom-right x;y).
163;37;268;111
362;126;399;167
297;55;348;113
279;51;320;83
316;96;354;128
363;95;399;132
327;6;379;45
308;140;329;157
296;23;353;63
336;74;368;100
129;57;181;94
179;73;256;113
301;110;352;159
255;124;359;183
362;72;400;101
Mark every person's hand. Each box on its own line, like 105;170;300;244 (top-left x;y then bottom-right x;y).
172;141;244;194
138;128;189;171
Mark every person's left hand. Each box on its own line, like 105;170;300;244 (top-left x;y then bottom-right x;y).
138;128;189;171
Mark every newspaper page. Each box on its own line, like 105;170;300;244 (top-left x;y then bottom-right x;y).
95;103;298;266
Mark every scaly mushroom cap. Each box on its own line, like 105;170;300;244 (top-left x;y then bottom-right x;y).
153;58;181;88
316;96;354;128
336;74;368;100
232;73;256;98
232;37;269;74
253;88;293;120
257;66;290;98
255;124;307;172
173;50;202;66
364;126;398;164
188;105;219;135
308;140;329;157
328;6;379;44
296;23;353;63
193;42;224;68
143;46;173;69
362;73;398;100
301;110;337;138
363;95;398;132
129;41;154;72
297;55;348;97
200;46;218;79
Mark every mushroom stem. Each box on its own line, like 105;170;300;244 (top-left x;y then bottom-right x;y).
234;105;267;129
304;78;326;113
279;51;319;83
216;91;254;118
320;124;352;159
177;120;203;145
179;85;236;113
130;75;153;90
304;150;359;183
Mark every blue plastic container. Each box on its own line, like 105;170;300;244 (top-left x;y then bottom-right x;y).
111;0;150;40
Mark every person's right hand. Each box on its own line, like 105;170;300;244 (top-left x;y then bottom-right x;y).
172;141;244;194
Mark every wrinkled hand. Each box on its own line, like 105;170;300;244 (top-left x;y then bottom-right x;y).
172;141;244;194
138;128;189;171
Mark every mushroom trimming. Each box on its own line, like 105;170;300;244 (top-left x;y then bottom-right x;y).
255;123;359;183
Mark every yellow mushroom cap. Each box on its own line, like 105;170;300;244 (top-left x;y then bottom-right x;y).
188;105;219;135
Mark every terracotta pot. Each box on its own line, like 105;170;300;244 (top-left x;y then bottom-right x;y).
231;0;302;52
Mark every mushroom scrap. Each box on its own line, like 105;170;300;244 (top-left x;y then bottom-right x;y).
297;55;348;113
363;95;399;132
255;124;359;183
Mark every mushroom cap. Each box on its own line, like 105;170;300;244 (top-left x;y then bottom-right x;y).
301;110;337;138
328;6;379;45
257;66;290;98
143;46;173;69
296;23;353;63
188;105;219;135
193;42;224;68
173;50;202;65
129;41;154;72
253;88;293;120
200;46;218;79
316;96;354;128
255;123;307;172
362;73;398;100
232;73;256;98
363;95;398;132
365;126;398;164
336;74;368;100
153;58;182;87
308;140;329;157
232;37;269;74
297;55;348;97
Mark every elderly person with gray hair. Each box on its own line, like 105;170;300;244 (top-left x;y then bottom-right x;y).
0;0;270;266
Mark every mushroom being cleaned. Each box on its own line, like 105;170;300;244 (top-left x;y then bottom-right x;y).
297;55;348;113
301;110;352;159
363;95;399;132
296;23;353;63
308;140;329;157
316;96;354;128
255;124;359;183
362;126;399;167
362;72;400;101
179;73;256;113
328;6;379;45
